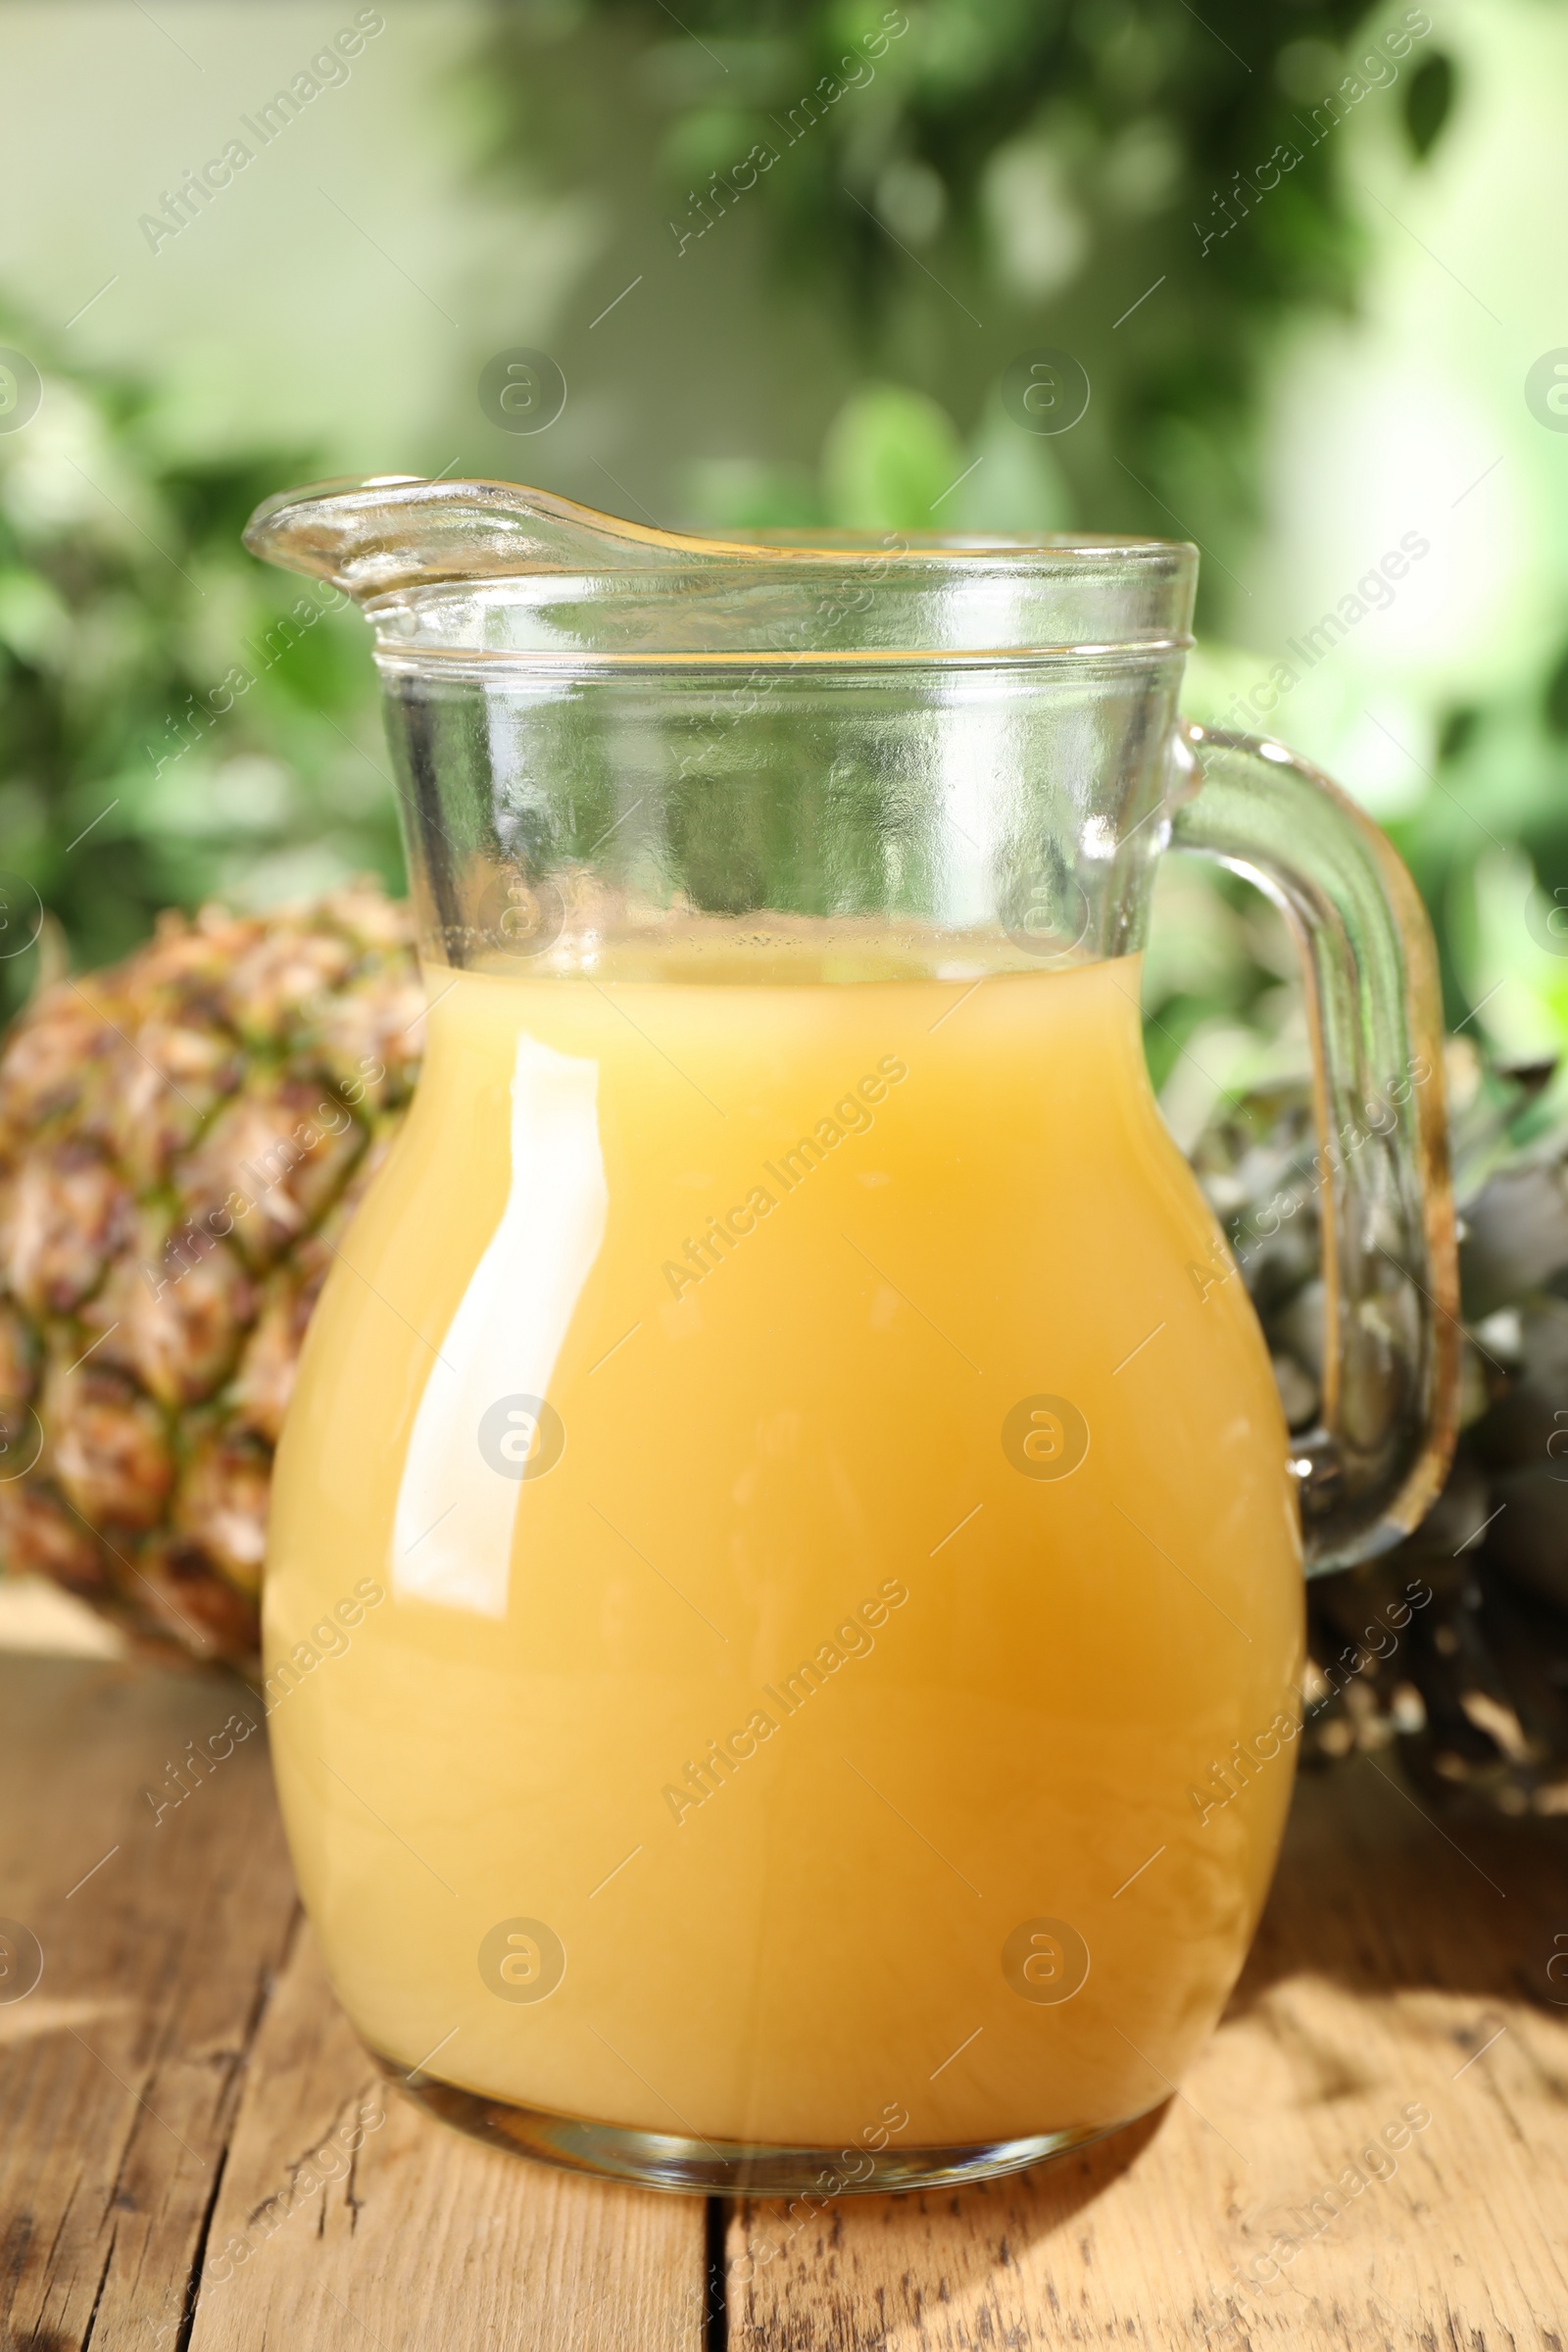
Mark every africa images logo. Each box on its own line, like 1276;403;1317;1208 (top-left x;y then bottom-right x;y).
478;1395;566;1482
477;1917;566;2004
1001;1917;1090;2004
1002;1395;1090;1481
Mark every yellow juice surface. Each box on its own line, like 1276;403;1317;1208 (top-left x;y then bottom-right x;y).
265;954;1303;2151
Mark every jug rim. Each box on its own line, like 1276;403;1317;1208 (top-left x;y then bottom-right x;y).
245;474;1196;587
244;476;1199;664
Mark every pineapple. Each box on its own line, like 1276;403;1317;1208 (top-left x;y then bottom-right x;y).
0;884;422;1670
1194;1045;1568;1818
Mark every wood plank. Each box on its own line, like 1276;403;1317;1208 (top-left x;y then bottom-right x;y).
0;1653;297;2352
724;1754;1568;2349
0;1651;705;2352
10;1644;1566;2348
183;1914;706;2352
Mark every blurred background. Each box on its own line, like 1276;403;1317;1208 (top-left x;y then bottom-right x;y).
2;0;1567;1133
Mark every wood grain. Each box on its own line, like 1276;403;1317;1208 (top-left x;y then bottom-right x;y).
0;1653;294;2352
724;1754;1568;2349
0;1655;703;2352
182;1916;704;2352
5;1652;1566;2350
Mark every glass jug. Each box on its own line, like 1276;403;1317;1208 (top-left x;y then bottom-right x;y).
246;477;1457;2195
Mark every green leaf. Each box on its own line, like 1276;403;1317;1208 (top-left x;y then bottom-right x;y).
1402;51;1456;161
820;383;965;532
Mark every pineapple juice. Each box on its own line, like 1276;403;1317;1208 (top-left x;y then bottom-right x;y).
265;954;1302;2149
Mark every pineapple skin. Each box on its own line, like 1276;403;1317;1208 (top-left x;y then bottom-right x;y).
0;884;422;1671
1193;1055;1568;1819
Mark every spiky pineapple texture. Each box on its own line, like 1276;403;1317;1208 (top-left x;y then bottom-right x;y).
1194;1050;1568;1820
0;884;422;1668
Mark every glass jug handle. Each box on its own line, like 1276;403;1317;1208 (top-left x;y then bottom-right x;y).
1166;718;1460;1574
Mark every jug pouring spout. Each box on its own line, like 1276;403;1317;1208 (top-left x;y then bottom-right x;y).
242;471;771;600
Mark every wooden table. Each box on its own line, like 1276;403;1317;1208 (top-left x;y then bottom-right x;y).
2;1651;1565;2350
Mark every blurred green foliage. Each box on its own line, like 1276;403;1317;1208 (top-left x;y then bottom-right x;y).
491;0;1446;588
0;321;396;1019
